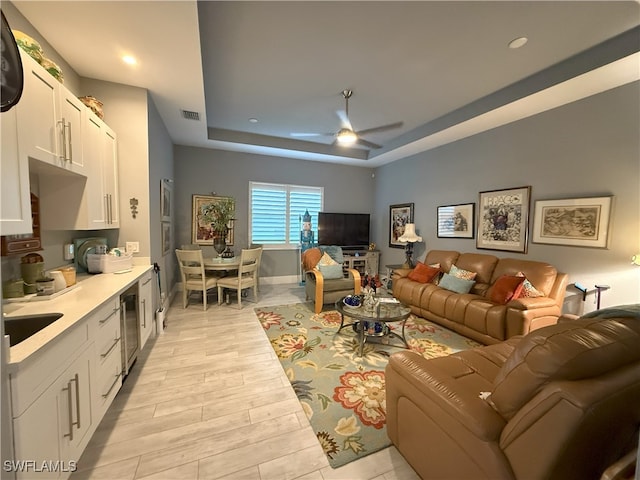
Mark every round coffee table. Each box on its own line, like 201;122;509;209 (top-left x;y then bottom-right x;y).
335;296;411;356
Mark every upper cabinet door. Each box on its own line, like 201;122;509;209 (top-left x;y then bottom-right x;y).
0;107;32;235
59;90;86;175
16;51;60;166
102;124;119;228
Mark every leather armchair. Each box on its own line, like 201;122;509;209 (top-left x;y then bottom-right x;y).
302;247;361;313
385;306;640;480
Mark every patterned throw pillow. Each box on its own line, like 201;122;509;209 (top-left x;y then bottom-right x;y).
318;252;339;266
449;264;477;281
515;271;545;298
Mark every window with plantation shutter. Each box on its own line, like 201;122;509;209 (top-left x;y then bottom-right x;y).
250;182;323;248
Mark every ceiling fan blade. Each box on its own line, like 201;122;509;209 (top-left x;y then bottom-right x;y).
356;121;404;136
290;133;323;137
356;137;382;149
336;110;353;130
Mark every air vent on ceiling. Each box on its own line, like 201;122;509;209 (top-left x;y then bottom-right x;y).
181;110;200;121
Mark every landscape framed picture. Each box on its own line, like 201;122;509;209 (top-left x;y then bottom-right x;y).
532;196;613;248
192;194;234;246
477;186;531;253
437;203;475;239
389;203;414;248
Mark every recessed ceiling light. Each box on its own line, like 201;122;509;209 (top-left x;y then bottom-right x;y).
508;37;528;49
249;118;258;123
122;55;137;65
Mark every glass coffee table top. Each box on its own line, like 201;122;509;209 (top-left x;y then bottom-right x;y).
335;296;411;356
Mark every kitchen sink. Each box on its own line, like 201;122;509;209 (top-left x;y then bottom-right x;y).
4;313;64;347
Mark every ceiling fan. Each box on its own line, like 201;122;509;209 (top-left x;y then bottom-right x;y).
291;89;403;149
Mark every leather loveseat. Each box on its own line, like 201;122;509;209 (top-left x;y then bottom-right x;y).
385;306;640;480
392;250;568;345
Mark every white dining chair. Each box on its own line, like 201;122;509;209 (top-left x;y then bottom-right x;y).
216;247;262;309
175;249;218;310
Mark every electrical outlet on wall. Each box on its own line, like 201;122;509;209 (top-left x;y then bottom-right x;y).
126;242;140;254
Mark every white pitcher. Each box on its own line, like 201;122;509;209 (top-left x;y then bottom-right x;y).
49;271;67;293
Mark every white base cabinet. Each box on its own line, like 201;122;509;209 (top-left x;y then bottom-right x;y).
12;343;93;480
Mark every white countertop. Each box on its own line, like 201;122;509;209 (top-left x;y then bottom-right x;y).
3;265;153;368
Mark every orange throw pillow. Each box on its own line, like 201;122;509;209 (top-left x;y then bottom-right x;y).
302;248;322;271
489;275;526;304
407;262;440;284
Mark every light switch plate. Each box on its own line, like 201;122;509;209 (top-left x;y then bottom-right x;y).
126;241;140;254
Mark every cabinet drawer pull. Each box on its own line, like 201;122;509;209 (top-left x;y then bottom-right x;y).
71;373;81;430
62;380;74;441
102;372;122;398
142;299;146;328
101;337;120;358
142;277;152;286
99;308;119;324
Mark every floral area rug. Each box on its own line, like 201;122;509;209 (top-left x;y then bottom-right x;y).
255;303;480;468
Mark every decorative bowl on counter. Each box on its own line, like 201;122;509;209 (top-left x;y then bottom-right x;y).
343;294;362;307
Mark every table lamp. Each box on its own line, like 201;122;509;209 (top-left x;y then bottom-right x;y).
398;223;422;268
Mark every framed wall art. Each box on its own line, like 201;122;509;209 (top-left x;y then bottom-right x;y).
192;194;235;245
477;186;531;253
437;203;475;239
389;203;414;248
161;222;171;256
161;179;172;222
532;196;613;248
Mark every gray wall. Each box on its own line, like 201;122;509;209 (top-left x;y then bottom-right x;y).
375;82;640;314
147;95;175;303
173;146;376;279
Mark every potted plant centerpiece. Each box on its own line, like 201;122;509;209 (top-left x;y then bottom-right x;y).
200;197;235;257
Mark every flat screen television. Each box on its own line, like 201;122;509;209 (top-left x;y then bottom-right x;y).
317;212;370;248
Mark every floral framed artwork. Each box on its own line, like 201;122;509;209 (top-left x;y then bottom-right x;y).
532;196;613;248
192;194;235;245
389;203;414;248
161;179;172;222
477;186;531;253
437;203;475;239
161;222;171;256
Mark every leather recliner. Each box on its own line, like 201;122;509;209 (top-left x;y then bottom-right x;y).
385;306;640;480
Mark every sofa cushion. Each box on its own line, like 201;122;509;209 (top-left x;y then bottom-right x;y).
318;251;339;266
488;275;525;305
449;264;477;281
317;263;343;279
488;315;640;419
424;250;459;273
454;253;498;285
515;271;544;298
439;273;475;294
490;258;557;296
408;262;440;283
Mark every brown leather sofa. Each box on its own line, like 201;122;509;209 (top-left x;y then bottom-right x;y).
392;250;568;344
385;306;640;480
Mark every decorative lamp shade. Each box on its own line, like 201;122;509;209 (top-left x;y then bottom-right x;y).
398;223;422;243
632;254;640;266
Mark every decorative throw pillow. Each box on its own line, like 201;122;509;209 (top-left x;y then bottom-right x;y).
408;262;440;284
439;273;476;294
489;275;526;305
449;264;477;281
318;252;339;266
317;263;344;280
319;245;344;264
302;248;322;271
429;263;442;285
515;272;545;298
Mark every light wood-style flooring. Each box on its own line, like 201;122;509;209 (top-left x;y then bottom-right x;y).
71;283;419;480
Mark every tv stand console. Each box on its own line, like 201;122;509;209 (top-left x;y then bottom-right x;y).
341;249;380;277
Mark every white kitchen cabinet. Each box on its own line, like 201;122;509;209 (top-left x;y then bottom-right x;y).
39;112;120;230
15;51;86;175
139;271;154;348
0;107;32;235
12;344;93;480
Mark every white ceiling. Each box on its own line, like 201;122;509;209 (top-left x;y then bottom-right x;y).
12;1;640;167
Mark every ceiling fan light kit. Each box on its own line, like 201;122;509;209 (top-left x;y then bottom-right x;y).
290;88;403;150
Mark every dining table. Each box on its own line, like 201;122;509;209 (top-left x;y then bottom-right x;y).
203;257;240;273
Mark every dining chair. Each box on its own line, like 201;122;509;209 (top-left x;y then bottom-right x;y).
216;247;262;309
175;249;218;310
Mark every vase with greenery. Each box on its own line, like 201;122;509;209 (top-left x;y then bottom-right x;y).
200;197;235;257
